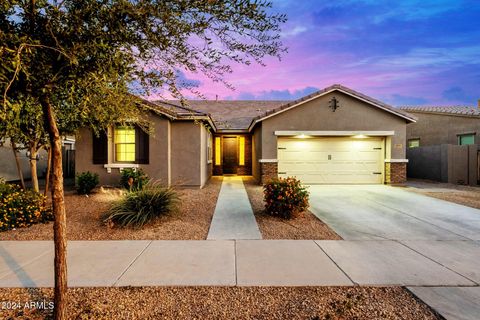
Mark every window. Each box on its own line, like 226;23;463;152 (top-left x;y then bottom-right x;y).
215;137;221;165
458;134;475;145
408;139;420;148
114;126;136;162
239;136;245;165
207;132;212;161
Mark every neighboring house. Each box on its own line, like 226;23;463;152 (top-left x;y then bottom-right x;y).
75;84;416;187
399;105;480;185
400;105;480;148
0;137;75;182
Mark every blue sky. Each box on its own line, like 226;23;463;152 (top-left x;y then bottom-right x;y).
188;0;480;105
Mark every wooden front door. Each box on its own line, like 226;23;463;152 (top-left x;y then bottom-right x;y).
223;137;238;174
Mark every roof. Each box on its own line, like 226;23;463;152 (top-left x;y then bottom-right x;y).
158;100;288;130
399;106;480;117
146;84;417;132
248;84;416;130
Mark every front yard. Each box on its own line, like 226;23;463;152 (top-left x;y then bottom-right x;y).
243;177;342;240
1;177;222;240
0;286;439;320
405;179;480;210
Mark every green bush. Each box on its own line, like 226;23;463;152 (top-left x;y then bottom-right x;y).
120;168;150;191
263;177;309;219
0;182;53;231
102;182;178;228
76;171;99;194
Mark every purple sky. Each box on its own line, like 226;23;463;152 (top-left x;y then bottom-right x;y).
179;0;480;106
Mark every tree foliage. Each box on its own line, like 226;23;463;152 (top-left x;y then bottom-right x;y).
0;1;286;318
1;0;287;125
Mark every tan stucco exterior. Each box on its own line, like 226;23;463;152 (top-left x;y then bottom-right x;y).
405;112;479;146
76;113;170;186
251;125;262;182
76;111;212;187
75;87;410;187
258;91;408;160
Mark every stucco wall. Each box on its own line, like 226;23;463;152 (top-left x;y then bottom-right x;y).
0;138;48;182
252;125;262;182
259;91;408;160
406;112;480;146
75;113;170;186
170;121;202;186
199;124;212;187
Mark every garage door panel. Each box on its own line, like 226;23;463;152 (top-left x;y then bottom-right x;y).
278;137;384;184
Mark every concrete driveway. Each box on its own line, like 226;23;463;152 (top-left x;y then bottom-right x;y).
308;185;480;240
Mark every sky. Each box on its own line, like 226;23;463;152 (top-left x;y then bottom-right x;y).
178;0;480;106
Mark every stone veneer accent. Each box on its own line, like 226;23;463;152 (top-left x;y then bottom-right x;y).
385;162;407;184
260;162;278;184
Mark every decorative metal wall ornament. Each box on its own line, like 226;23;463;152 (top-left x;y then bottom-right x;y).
329;96;340;112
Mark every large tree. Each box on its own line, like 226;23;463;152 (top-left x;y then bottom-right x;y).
0;1;286;318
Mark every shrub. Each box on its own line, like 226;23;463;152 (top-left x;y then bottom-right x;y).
0;182;53;231
76;171;99;194
102;182;178;228
120;168;150;191
263;177;309;219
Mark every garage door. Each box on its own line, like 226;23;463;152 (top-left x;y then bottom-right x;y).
277;137;384;184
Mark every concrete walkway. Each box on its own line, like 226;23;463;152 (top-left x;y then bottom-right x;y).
1;240;479;287
207;176;261;240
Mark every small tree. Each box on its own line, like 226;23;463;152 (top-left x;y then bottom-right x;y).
1;1;286;319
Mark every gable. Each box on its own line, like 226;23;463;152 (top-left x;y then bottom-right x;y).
261;91;408;131
249;85;416;130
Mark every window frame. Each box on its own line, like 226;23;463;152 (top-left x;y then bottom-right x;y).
215;136;222;165
457;133;475;146
408;138;420;148
238;136;245;166
114;126;136;163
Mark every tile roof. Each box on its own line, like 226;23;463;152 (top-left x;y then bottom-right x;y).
399;106;480;117
157;100;288;130
147;84;418;131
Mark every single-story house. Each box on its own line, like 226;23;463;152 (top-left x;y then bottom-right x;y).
76;84;416;187
399;105;479;185
0;137;75;182
400;105;480;147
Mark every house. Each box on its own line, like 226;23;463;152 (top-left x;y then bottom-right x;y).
0;137;75;183
400;105;480;148
399;105;480;185
75;84;416;187
0;137;76;183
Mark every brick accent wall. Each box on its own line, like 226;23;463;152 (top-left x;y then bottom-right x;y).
385;162;407;184
260;162;278;184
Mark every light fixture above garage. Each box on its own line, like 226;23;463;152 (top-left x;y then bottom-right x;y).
352;134;368;139
294;134;312;138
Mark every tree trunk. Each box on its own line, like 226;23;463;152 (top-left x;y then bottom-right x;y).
11;139;25;189
44;146;52;198
29;145;39;192
40;96;67;320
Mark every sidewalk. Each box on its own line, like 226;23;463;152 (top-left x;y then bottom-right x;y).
207;176;261;240
1;239;478;287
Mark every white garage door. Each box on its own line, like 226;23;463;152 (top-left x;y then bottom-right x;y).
277;137;384;184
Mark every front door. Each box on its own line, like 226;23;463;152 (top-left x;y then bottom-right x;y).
223;137;238;174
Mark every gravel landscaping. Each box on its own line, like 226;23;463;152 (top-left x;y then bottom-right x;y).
406;180;480;210
0;177;222;240
243;178;341;240
0;286;440;320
